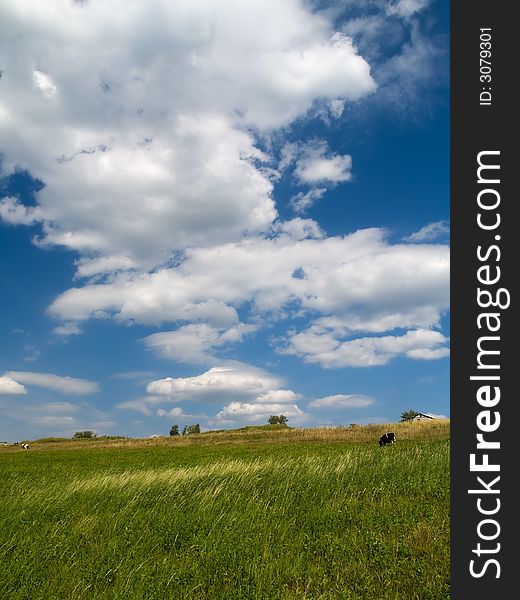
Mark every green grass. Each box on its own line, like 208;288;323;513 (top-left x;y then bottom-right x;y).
0;422;450;599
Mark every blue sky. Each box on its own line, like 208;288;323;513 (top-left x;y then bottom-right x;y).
0;0;449;442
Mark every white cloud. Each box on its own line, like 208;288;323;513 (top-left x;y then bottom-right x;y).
49;228;448;332
374;20;448;110
47;227;449;369
146;364;282;402
212;386;306;425
0;197;44;225
404;220;449;242
156;407;185;419
33;70;57;98
4;371;99;395
30;415;77;428
215;400;305;424
295;150;352;185
280;140;353;201
274;218;325;240
0;0;375;275
0;376;27;395
116;398;154;416
53;322;82;336
290;188;327;213
387;0;431;19
118;362;306;427
282;328;449;368
309;394;375;409
144;323;257;364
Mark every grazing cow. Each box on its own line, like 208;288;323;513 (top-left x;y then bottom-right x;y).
21;443;29;450
378;432;396;447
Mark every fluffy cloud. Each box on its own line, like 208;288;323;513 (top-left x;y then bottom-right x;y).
33;70;57;98
4;371;99;395
0;197;44;225
48;228;449;366
215;400;305;425
308;394;375;409
280;140;353;213
294;145;352;185
117;363;307;427
144;323;257;364
146;364;282;402
53;322;82;336
0;376;27;395
212;386;306;425
0;0;375;274
156;407;185;419
282;328;449;368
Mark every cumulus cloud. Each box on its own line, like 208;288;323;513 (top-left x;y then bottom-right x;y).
294;144;352;185
116;398;155;416
4;371;99;395
0;0;375;275
144;323;257;364
140;363;307;426
213;387;306;425
156;407;185;419
0;197;44;225
215;400;305;425
53;322;82;336
146;364;282;401
280;140;353;213
48;228;449;334
0;376;27;395
45;227;449;370
308;394;375;409
282;327;449;368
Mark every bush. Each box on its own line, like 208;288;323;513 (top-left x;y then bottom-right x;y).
169;425;180;436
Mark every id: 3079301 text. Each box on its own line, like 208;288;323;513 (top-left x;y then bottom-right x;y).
480;28;492;106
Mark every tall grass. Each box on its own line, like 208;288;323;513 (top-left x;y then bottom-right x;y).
0;423;449;599
2;418;450;452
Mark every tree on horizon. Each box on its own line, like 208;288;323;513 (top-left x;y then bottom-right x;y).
268;415;288;425
400;410;420;422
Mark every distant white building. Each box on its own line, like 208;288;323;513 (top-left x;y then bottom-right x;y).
412;412;442;421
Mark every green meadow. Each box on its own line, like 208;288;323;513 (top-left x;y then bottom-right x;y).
0;421;450;599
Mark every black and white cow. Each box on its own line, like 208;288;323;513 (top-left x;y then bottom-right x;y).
21;443;29;450
378;432;396;447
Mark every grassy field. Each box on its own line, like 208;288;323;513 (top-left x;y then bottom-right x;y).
0;420;450;599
